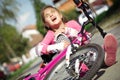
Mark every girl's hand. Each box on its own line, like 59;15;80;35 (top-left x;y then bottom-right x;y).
63;40;70;48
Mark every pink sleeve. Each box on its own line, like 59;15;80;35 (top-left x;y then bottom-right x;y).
41;30;54;44
65;20;82;32
40;30;54;54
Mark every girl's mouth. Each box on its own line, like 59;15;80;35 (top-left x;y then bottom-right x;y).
52;17;57;22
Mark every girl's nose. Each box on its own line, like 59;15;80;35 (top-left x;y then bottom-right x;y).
50;13;53;17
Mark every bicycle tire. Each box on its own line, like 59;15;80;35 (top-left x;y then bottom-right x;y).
44;43;104;80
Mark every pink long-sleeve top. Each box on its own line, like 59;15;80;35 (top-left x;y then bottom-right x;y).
36;20;82;55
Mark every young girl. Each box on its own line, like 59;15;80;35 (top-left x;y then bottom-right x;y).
35;5;118;67
36;5;82;65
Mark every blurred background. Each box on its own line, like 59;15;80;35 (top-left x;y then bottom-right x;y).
0;0;120;80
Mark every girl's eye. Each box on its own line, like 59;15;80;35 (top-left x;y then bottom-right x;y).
44;9;56;18
44;14;49;18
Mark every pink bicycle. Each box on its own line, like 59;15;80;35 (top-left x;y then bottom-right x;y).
19;0;108;80
21;35;104;80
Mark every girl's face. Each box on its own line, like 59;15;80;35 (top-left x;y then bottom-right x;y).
43;7;63;29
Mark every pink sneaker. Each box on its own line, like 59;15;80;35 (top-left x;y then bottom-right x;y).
103;33;118;66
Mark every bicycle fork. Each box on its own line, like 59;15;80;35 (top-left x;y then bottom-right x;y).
66;46;89;78
65;45;80;74
66;45;72;67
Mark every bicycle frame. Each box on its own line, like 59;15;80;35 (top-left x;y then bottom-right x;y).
24;32;90;80
24;48;67;80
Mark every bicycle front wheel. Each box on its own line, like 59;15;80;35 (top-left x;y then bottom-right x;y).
44;43;104;80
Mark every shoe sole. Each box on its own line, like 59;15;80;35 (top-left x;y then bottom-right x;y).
104;33;118;66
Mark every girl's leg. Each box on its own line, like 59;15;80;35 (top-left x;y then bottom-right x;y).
103;33;118;66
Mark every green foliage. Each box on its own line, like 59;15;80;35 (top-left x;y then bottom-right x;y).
31;0;46;35
0;0;28;63
0;0;19;24
62;9;80;21
95;11;107;23
0;24;29;63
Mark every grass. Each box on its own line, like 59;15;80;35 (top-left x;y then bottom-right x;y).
7;59;37;80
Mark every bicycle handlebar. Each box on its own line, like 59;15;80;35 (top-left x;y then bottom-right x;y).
73;0;107;38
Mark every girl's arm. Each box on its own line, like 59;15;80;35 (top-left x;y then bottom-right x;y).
36;30;54;55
